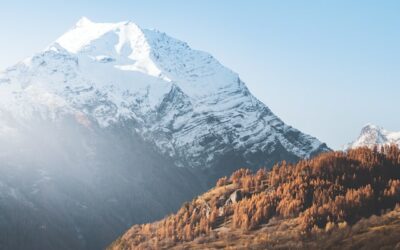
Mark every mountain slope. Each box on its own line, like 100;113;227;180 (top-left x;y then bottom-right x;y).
0;118;205;250
345;124;400;150
0;18;329;249
109;146;400;250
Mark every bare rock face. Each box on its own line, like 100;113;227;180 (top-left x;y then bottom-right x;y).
225;190;243;205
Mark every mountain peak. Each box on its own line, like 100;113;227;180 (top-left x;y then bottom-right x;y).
51;18;240;98
345;124;400;150
361;123;380;131
360;123;383;135
56;18;144;54
75;16;93;27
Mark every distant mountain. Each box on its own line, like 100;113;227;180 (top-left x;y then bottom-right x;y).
109;147;400;250
0;18;329;249
345;124;400;150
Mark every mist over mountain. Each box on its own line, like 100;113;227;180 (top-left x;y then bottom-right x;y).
0;117;204;249
0;18;329;249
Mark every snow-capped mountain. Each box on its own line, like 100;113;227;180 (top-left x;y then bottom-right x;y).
0;18;329;249
345;124;400;149
0;17;328;171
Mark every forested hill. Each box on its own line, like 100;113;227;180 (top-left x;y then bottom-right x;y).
109;146;400;249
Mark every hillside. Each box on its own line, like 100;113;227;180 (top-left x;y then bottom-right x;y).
109;146;400;249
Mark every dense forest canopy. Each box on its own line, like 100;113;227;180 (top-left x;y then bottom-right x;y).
109;145;400;249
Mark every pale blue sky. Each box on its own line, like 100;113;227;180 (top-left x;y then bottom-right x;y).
0;0;399;149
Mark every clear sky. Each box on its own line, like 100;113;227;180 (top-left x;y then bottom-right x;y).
0;0;399;149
